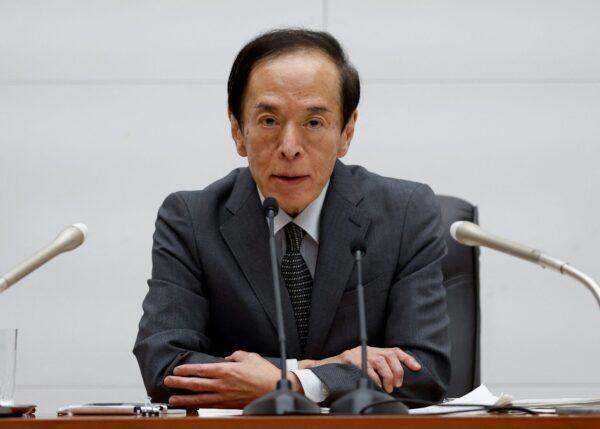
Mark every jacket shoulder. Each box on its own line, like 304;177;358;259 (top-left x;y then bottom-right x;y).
165;167;245;211
345;164;436;209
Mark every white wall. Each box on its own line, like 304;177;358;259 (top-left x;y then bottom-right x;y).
0;1;598;414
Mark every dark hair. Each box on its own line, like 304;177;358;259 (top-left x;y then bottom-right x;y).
227;28;360;129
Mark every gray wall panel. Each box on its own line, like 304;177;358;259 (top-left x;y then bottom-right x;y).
0;0;322;81
328;0;600;81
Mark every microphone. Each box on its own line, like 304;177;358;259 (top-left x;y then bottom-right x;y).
451;221;600;307
243;198;320;416
261;198;286;376
0;224;88;294
349;239;368;380
330;239;409;415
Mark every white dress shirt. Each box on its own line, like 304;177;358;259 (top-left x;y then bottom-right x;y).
257;182;330;403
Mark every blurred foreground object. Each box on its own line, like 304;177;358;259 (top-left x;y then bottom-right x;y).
0;224;88;294
451;221;600;308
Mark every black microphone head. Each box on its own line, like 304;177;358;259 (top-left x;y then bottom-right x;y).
350;238;366;256
263;197;279;216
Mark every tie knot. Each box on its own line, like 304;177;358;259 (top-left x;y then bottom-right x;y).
284;222;305;252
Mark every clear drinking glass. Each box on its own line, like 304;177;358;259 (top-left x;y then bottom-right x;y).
0;328;18;406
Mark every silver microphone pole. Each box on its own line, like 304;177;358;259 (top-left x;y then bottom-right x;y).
0;224;88;293
450;221;600;308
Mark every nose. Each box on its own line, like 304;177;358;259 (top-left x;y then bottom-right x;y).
279;124;303;160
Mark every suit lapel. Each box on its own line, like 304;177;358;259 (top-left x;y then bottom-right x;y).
219;169;301;358
305;161;370;358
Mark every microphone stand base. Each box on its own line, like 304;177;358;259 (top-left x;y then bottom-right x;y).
330;378;409;415
243;380;321;416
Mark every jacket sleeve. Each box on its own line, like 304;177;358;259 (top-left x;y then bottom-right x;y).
312;184;451;406
133;192;226;402
133;193;293;402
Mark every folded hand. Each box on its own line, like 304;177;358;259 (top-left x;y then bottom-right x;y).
301;346;421;393
164;351;284;408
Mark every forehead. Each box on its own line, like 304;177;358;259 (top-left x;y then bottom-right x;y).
244;49;341;113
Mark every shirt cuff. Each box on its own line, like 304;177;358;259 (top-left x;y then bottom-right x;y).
291;369;330;403
286;359;298;371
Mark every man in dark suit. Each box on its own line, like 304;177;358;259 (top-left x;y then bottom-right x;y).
134;29;450;408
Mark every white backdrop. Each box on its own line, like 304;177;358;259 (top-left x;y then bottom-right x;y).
0;1;599;413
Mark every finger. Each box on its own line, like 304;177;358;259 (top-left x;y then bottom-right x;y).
384;353;404;388
367;367;382;388
164;376;221;392
173;363;228;377
169;393;224;407
225;350;250;362
393;348;421;371
371;357;394;393
340;349;361;368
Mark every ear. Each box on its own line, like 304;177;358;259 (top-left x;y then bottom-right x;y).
337;110;358;158
229;111;247;157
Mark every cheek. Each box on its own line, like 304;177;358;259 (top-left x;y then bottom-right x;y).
321;130;344;157
244;133;277;172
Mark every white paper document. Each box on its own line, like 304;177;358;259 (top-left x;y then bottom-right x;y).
196;407;330;417
196;408;244;417
409;385;512;415
512;397;600;409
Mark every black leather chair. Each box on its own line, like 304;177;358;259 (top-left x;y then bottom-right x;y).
436;195;481;398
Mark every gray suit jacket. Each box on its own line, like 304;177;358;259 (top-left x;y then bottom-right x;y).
133;160;451;406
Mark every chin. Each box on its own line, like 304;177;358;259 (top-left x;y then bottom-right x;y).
276;198;306;217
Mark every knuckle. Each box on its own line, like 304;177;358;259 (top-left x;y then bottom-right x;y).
217;381;232;392
373;356;385;366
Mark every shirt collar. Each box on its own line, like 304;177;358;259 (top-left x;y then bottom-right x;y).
257;181;329;244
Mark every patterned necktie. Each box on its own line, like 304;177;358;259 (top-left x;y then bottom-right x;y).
281;222;313;354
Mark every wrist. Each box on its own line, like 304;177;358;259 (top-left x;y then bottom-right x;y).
286;371;304;394
298;359;318;369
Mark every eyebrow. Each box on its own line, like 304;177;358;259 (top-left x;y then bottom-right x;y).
307;106;332;114
253;102;332;114
254;102;278;112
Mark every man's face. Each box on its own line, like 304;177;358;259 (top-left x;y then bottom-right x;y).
229;49;357;216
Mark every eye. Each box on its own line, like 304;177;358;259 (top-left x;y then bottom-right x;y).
259;116;278;127
306;118;324;129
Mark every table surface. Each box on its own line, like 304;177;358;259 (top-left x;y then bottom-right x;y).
1;414;599;429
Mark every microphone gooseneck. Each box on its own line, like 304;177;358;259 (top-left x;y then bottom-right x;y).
262;198;287;379
243;197;320;415
329;239;409;415
351;239;369;380
0;224;88;294
450;221;600;308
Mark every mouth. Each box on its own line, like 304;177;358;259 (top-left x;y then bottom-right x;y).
271;174;309;185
